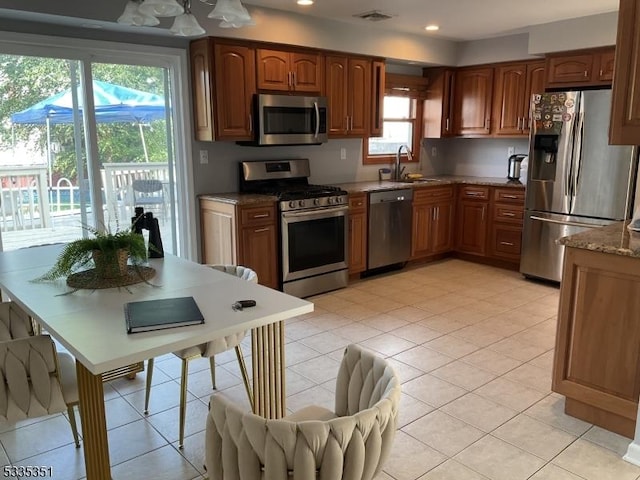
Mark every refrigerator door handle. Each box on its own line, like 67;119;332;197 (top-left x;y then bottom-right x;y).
529;215;605;229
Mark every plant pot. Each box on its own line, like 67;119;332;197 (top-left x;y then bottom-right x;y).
92;248;129;279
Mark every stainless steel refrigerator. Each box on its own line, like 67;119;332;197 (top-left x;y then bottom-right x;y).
520;89;638;282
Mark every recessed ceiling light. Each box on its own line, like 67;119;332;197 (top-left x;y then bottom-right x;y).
425;25;439;31
297;0;314;5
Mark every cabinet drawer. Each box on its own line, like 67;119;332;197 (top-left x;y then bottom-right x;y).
494;188;525;204
491;225;522;259
414;186;454;204
240;204;276;226
493;204;524;224
459;185;489;200
349;194;367;212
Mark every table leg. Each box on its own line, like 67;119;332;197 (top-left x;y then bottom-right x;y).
76;361;112;479
251;321;285;419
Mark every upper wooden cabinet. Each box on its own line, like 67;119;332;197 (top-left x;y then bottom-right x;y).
423;68;456;138
610;0;640;145
190;39;256;141
492;60;545;136
325;55;372;137
370;60;386;137
453;67;494;136
545;47;615;89
256;49;323;93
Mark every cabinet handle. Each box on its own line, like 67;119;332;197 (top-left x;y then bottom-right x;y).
517;117;522;130
356;201;363;206
252;213;269;219
599;69;604;77
502;212;516;217
500;241;515;246
502;194;518;199
253;227;269;233
485;118;490;130
584;70;588;78
466;191;484;197
481;206;485;221
435;206;439;221
291;71;296;87
248;114;252;133
345;116;350;131
445;118;450;132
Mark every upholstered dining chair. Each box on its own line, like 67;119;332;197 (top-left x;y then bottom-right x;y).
0;301;37;341
205;343;401;480
144;264;257;448
0;335;80;448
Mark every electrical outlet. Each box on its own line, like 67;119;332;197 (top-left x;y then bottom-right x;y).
507;146;515;157
431;147;437;157
199;150;209;164
340;148;347;160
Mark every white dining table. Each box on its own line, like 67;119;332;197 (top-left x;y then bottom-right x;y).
0;244;313;479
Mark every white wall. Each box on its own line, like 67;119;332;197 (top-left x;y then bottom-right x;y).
528;12;618;54
457;34;540;66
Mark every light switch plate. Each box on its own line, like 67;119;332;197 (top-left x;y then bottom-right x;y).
340;148;347;160
199;150;209;164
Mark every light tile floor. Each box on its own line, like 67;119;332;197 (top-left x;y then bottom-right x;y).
2;258;640;480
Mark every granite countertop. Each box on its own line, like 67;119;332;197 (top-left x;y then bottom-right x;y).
199;176;525;204
335;175;525;194
558;221;640;258
199;192;278;206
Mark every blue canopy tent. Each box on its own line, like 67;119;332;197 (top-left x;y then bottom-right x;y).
11;80;167;163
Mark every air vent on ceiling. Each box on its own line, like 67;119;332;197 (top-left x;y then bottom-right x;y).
353;10;394;22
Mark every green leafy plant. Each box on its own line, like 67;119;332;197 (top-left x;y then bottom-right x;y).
35;224;148;281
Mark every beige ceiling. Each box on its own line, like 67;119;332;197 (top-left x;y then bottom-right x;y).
245;0;619;41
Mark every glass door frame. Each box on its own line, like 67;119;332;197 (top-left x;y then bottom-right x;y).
0;31;197;260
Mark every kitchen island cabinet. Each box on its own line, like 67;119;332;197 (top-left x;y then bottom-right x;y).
200;196;279;289
554;222;640;438
610;0;640;145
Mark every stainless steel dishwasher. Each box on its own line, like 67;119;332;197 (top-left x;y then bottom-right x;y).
368;188;413;270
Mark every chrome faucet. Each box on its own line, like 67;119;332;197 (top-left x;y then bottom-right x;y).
395;144;413;180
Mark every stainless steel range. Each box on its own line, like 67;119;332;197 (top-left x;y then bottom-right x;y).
239;159;349;298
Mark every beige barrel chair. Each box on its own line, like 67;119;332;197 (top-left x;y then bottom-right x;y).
0;335;80;448
144;264;257;448
206;343;401;480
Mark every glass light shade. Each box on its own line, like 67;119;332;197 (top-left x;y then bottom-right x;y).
139;0;183;17
117;1;160;26
209;0;252;23
170;13;206;36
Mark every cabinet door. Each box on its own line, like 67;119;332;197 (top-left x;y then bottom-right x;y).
490;224;522;261
256;49;291;92
347;57;372;136
290;52;323;93
546;54;594;86
200;200;237;265
456;201;487;255
523;61;546;135
239;224;279;289
411;204;433;258
190;39;214;142
492;63;527;135
453;67;494;136
432;201;454;254
326;56;349;136
609;0;640;145
611;0;640;144
423;68;455;138
596;49;615;83
213;44;256;140
370;60;385;137
348;212;367;273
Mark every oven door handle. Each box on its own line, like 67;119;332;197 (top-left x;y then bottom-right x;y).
282;205;349;219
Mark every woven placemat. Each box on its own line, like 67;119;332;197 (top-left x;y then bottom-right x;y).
66;266;156;289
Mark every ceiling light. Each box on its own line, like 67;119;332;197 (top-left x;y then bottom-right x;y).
139;0;183;17
425;25;440;31
297;0;314;5
170;1;206;36
208;0;254;28
117;0;205;36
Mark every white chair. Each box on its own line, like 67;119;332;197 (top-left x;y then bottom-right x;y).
144;265;257;448
132;179;165;220
0;335;80;448
0;301;36;341
205;343;401;480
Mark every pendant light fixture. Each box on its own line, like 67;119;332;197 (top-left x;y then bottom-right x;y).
207;0;255;28
117;0;205;36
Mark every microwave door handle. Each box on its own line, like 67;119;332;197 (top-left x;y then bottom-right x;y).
314;101;320;139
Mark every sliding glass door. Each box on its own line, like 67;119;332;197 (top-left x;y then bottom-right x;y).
0;48;182;255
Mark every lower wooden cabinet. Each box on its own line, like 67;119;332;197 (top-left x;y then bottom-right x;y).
456;186;490;255
554;247;640;438
348;193;368;273
412;186;454;258
489;188;525;263
200;198;279;289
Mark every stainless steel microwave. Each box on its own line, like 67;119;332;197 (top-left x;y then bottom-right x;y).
253;94;328;146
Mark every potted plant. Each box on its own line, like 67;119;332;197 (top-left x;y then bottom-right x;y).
36;225;148;281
